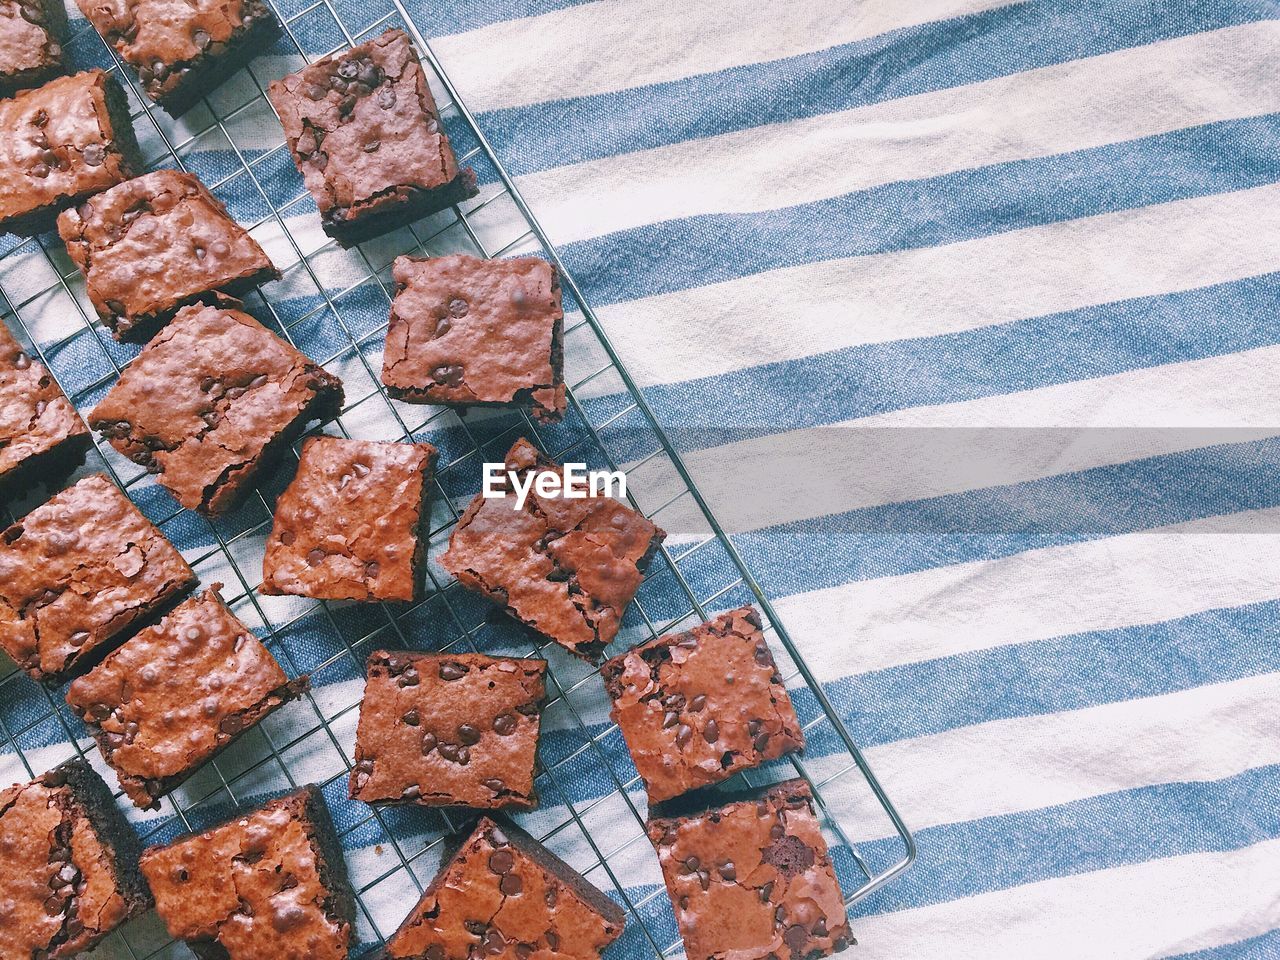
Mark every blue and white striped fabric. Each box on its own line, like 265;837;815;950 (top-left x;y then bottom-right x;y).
431;1;1280;956
3;0;1279;958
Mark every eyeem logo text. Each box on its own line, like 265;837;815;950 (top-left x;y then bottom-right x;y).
483;462;626;510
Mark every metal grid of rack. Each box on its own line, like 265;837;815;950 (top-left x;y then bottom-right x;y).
0;2;915;956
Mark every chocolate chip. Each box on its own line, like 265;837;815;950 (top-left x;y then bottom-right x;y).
493;713;517;735
248;373;267;388
363;139;380;152
397;667;420;688
376;86;395;109
662;711;679;729
489;850;513;874
30;162;49;179
220;714;244;735
431;364;464;386
338;94;356;116
812;919;828;938
280;529;295;546
424;947;445;960
546;931;560;950
448;298;469;318
438;661;468;680
690;694;707;712
304;83;327;100
433;317;452;338
401;708;420;726
483;929;506;955
483;778;506;794
81;144;105;166
357;61;381;87
754;733;771;753
272;904;308;932
337;59;358;79
784;925;809;952
759;880;774;902
755;645;772;666
457;723;480;745
770;823;785;840
306;548;325;566
500;872;523;895
675;723;692;747
13;351;31;370
516;945;533;960
719;860;736;881
193;28;210;48
703;719;719;743
68;631;89;648
401;784;420;801
420;732;437;754
681;856;699;873
438;742;469;764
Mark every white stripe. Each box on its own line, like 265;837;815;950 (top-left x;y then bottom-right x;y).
591;181;1280;389
432;0;1014;112
829;673;1280;841
635;347;1280;534
773;506;1280;677
522;21;1280;245
852;839;1280;960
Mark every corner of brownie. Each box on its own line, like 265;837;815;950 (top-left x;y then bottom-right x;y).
66;586;310;809
382;254;567;423
261;436;435;602
267;28;478;247
89;298;343;514
58;171;281;341
383;816;625;960
0;758;152;959
140;784;355;960
601;605;804;802
0;321;90;495
0;0;67;96
0;473;196;682
351;650;546;809
646;778;852;960
441;437;665;661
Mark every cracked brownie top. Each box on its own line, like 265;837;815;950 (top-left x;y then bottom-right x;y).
0;760;151;960
602;606;805;803
0;321;89;486
441;438;665;662
261;436;435;602
58;170;279;340
140;785;354;960
89;299;343;515
351;651;546;810
66;587;309;809
646;779;852;960
0;474;196;682
268;29;465;225
0;70;138;229
384;817;625;960
382;254;567;423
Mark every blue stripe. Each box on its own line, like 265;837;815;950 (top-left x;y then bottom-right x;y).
560;114;1280;308
832;602;1280;748
1169;930;1280;960
734;434;1280;593
852;764;1280;915
475;0;1279;178
637;272;1280;443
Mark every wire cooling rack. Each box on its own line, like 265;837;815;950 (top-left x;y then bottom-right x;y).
0;2;916;956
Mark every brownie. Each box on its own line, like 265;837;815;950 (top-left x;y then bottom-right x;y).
0;70;140;234
601;606;804;803
0;474;196;682
140;785;355;960
0;759;152;959
381;817;625;960
67;587;310;809
58;170;281;341
0;321;90;496
267;29;478;247
89;299;343;514
441;438;665;661
0;0;66;97
647;779;852;960
73;0;278;115
382;254;567;423
261;436;435;602
350;651;546;809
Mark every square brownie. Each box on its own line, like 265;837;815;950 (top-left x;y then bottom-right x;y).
382;817;625;960
267;29;478;247
73;0;278;114
441;438;665;661
601;606;804;803
0;474;196;682
58;170;281;341
0;70;140;234
382;254;566;423
89;299;343;514
67;587;310;809
0;0;66;97
0;759;152;960
351;651;546;809
140;785;355;960
647;779;852;960
261;436;435;601
0;321;90;495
